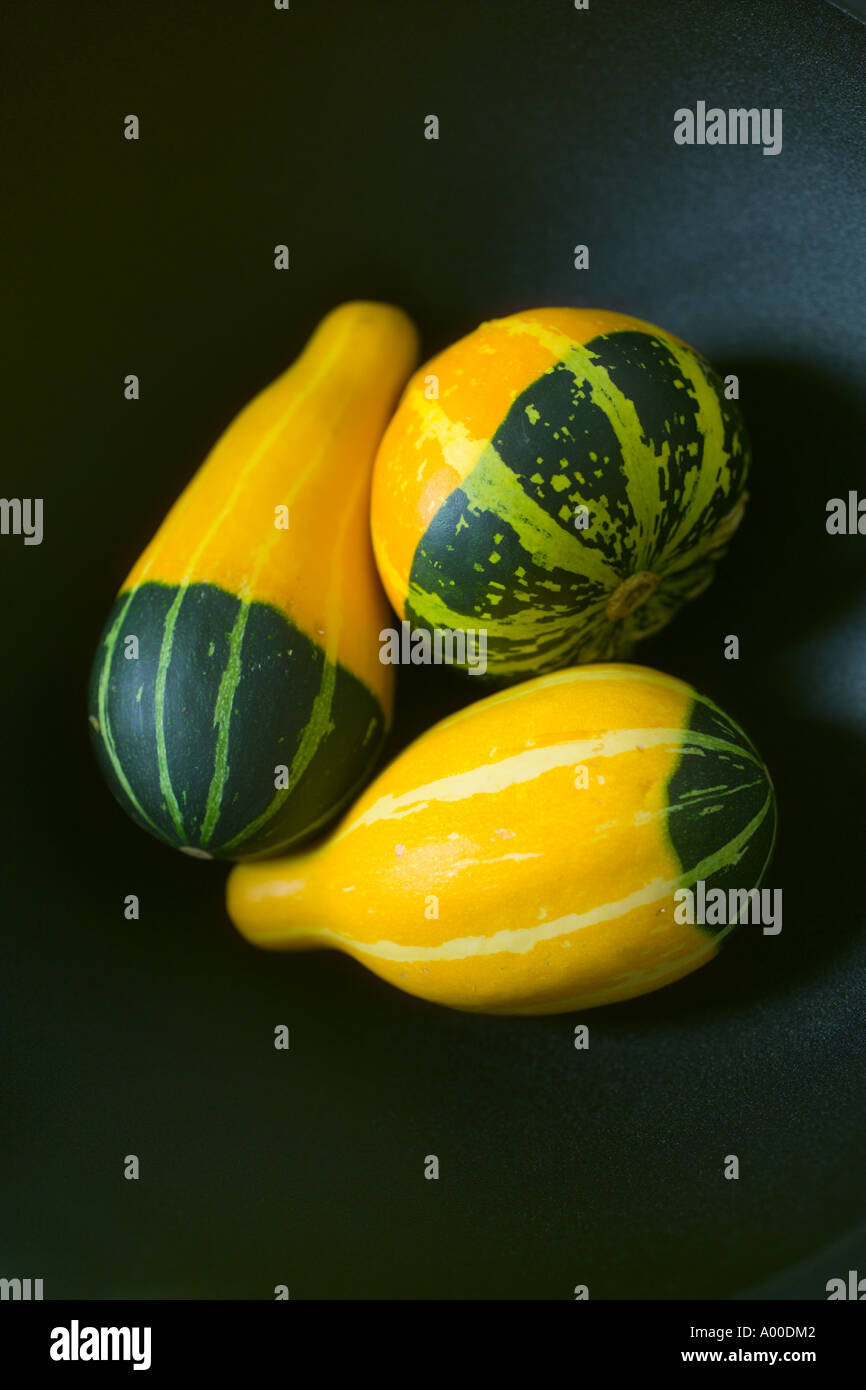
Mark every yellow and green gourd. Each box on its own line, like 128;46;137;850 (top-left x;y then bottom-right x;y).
227;663;777;1014
88;302;419;859
371;307;750;681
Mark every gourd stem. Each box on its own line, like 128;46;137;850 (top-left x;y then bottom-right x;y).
606;571;659;623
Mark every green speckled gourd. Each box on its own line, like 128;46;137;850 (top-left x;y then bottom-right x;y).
371;307;749;680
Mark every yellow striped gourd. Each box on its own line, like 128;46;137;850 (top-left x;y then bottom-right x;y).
226;663;776;1014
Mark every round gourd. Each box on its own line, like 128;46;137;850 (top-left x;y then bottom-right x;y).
88;302;419;860
371;307;750;681
226;663;777;1014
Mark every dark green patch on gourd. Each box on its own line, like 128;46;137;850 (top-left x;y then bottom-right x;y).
664;697;777;938
88;581;386;859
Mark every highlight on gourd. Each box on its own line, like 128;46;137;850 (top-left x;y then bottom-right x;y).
371;307;750;682
88;301;420;860
226;664;777;1016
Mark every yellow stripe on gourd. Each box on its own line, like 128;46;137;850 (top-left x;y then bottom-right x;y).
335;726;747;839
650;337;730;566
558;343;667;574
459;443;620;587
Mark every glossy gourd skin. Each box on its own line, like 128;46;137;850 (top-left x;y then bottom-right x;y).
88;302;419;860
371;307;750;681
227;664;776;1014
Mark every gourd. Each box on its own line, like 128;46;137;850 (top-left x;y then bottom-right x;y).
226;663;776;1014
371;307;750;681
88;301;419;859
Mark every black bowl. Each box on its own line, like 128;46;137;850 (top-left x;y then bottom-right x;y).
3;0;865;1299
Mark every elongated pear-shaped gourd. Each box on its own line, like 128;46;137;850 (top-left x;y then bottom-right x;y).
89;302;419;859
227;663;777;1014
